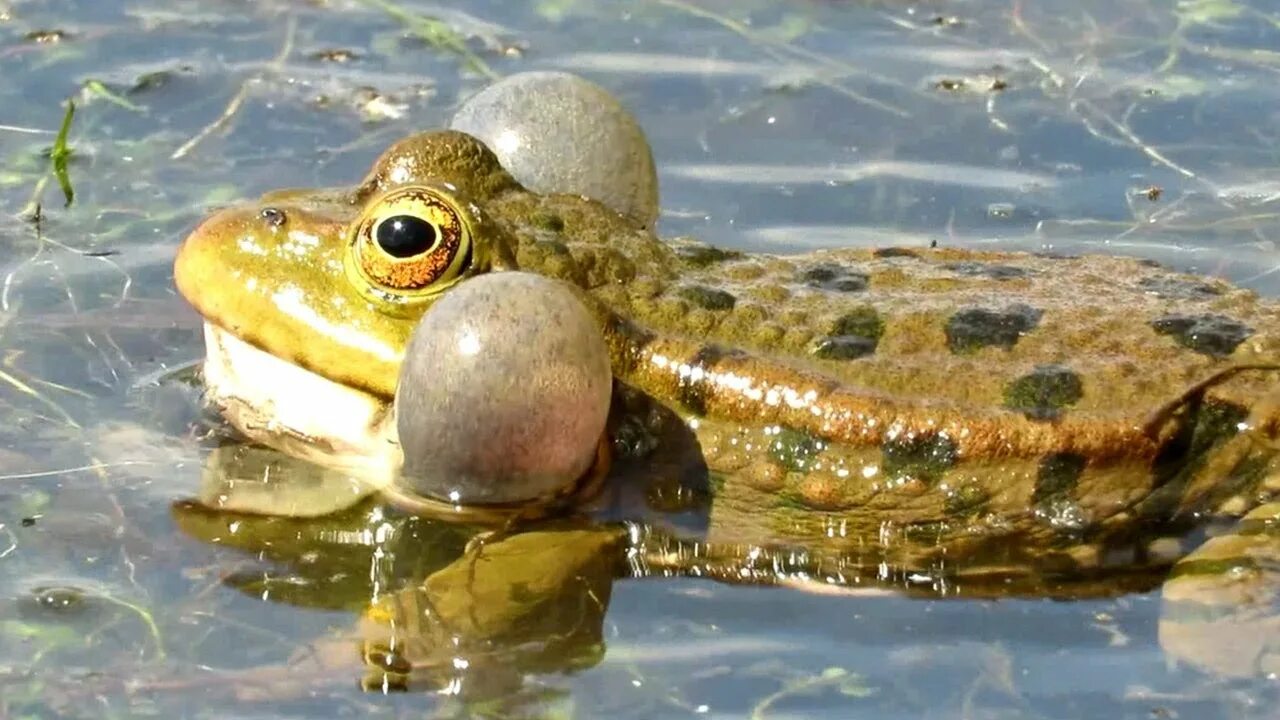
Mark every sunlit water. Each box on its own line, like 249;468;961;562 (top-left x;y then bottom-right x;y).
0;0;1278;717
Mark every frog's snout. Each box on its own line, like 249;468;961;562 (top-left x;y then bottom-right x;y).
175;207;265;306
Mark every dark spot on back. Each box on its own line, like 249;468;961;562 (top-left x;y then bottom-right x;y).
943;261;1030;280
813;306;884;360
1137;258;1164;269
812;336;877;360
1150;314;1252;357
677;244;743;267
799;265;839;283
830;276;870;292
945;304;1043;353
832;306;885;338
799;264;870;293
677;285;736;311
768;427;824;473
874;247;919;259
1138;276;1222;300
1004;364;1083;420
529;211;565;232
1034;453;1086;504
533;238;571;256
882;432;958;486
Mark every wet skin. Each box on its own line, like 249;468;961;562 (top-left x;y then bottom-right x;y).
174;129;1280;583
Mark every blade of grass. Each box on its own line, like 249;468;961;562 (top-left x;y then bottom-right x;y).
172;14;296;160
51;100;75;207
356;0;499;81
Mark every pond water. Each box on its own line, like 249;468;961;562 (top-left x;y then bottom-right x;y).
0;0;1278;717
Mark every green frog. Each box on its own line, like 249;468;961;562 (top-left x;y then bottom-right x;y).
173;76;1280;680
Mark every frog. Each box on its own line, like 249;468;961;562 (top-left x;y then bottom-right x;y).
172;74;1280;681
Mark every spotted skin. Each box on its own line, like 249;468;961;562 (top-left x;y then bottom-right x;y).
176;130;1280;584
570;246;1280;575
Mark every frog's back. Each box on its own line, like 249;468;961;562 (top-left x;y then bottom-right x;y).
487;193;1280;441
616;247;1280;580
608;247;1275;418
484;192;1280;573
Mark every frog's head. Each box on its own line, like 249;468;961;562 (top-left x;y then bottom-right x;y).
174;131;522;469
176;130;522;397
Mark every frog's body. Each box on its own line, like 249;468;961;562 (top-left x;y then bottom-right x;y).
175;127;1280;582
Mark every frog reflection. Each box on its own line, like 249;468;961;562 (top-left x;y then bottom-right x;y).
171;444;629;700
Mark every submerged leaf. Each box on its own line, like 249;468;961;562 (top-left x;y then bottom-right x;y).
1176;0;1244;26
81;79;145;112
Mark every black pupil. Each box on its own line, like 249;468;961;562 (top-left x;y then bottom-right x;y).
375;215;437;258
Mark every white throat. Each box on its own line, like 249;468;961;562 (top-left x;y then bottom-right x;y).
199;323;402;482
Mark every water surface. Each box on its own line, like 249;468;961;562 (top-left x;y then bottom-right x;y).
0;0;1278;717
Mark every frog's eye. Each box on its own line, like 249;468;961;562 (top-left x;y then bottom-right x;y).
346;186;474;300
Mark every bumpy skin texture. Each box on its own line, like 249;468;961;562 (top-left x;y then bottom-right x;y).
175;130;1280;575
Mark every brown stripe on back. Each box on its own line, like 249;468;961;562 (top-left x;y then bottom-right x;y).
618;333;1166;463
673;344;744;416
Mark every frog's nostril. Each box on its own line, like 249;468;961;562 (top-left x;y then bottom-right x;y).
259;207;286;228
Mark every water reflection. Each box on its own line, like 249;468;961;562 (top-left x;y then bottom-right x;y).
172;453;622;702
168;425;1280;706
3;0;1280;715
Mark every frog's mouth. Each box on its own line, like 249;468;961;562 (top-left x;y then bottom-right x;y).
200;323;402;478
